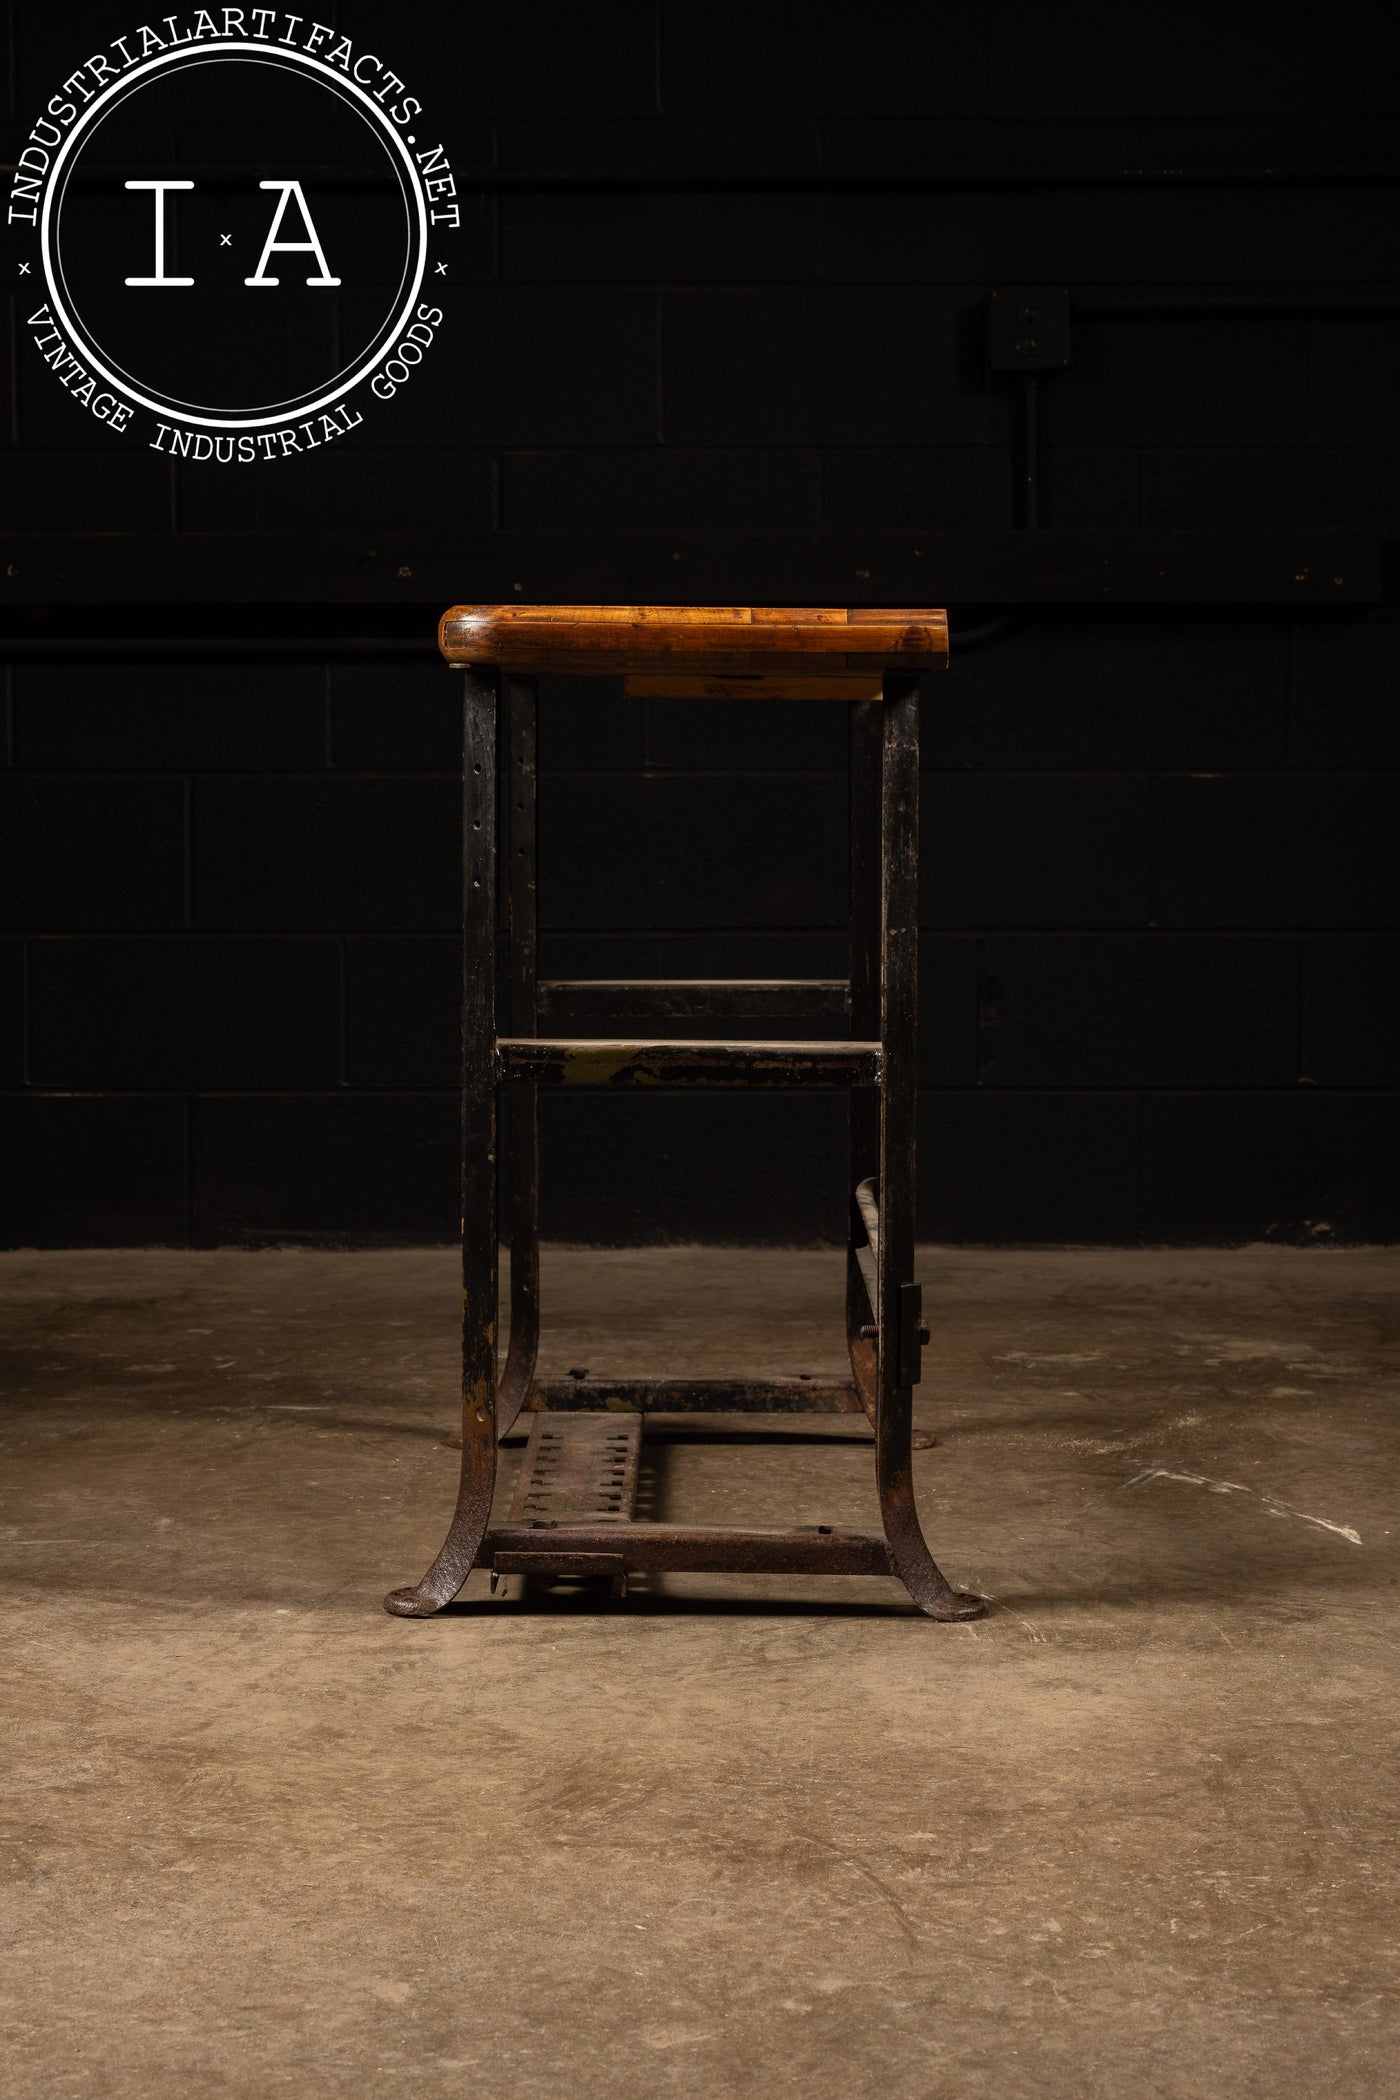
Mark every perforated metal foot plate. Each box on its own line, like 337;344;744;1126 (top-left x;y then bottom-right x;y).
507;1411;642;1526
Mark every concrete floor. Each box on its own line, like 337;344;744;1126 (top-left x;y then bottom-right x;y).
1;1245;1397;2097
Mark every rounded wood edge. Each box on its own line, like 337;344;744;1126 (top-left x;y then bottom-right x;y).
437;604;466;661
438;604;950;669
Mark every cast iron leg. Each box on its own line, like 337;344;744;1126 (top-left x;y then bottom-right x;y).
875;672;983;1621
845;699;880;1422
384;667;501;1615
496;673;540;1437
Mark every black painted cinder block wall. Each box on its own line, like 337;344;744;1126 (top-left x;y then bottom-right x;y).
3;0;1399;1247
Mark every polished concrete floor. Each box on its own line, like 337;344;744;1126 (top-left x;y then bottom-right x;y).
1;1244;1396;2097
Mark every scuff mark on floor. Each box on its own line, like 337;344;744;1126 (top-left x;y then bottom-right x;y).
1124;1466;1362;1545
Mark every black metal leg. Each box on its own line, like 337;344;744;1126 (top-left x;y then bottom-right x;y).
384;667;501;1615
846;700;881;1422
497;673;540;1438
874;672;983;1621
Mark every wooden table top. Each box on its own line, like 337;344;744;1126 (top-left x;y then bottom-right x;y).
438;604;949;679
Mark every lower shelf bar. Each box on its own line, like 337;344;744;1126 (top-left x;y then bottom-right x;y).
538;978;850;1023
497;1037;881;1087
480;1520;893;1577
527;1376;866;1414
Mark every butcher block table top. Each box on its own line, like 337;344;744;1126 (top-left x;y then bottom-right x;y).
437;604;949;695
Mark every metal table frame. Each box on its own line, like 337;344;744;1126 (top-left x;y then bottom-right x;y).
386;612;983;1621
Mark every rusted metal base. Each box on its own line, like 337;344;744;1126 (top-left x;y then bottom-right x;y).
529;1375;866;1414
385;658;983;1625
442;1376;869;1446
468;1412;980;1609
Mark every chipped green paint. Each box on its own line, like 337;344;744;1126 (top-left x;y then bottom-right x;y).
559;1045;643;1086
496;1038;883;1089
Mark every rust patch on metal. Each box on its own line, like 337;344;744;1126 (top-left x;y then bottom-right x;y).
508;1412;642;1525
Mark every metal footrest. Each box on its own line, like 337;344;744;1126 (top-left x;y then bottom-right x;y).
507;1412;642;1525
527;1375;866;1415
490;1411;894;1585
485;1520;892;1578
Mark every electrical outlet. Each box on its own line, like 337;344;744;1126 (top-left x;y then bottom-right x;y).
987;287;1071;370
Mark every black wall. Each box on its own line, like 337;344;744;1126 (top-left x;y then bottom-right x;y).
3;1;1398;1247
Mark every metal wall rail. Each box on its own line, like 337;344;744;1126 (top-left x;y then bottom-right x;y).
20;163;1400;191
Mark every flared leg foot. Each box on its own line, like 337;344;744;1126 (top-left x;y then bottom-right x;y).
383;1583;450;1617
913;1583;987;1622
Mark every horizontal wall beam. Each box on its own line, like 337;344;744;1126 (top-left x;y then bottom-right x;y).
36;161;1400;192
0;531;1385;612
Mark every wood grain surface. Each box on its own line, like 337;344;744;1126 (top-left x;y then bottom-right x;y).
439;603;949;674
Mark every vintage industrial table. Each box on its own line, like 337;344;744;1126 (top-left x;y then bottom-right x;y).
385;605;984;1621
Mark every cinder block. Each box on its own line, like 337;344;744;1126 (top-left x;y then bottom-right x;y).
663;289;988;445
540;772;838;931
1142;449;1400;529
918;1090;1141;1241
0;1095;186;1247
1144;1092;1400;1242
1303;937;1400;1086
1311;320;1400;446
1045;318;1308;448
929;617;1289;770
0;943;23;1087
178;448;496;533
538;679;646;771
1303;9;1400;117
660;0;982;118
346;937;459;1088
1152;774;1400;927
820;449;1010;531
823;188;1299;287
192;778;458;930
460;1;657;117
1038;450;1142;529
538;775;650;928
1294;614;1400;766
653;931;848;981
0;778;186;931
977;935;1299;1087
502;191;823;282
986;1;1304;118
645;774;840;928
495;118;819;173
504;449;821;533
5;451;171;530
191;1094;458;1243
921;775;1150;928
331;662;461;772
539;1092;839;1242
29;938;343;1089
430;288;659;445
14;663;327;771
920;936;980;1087
644;694;845;771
